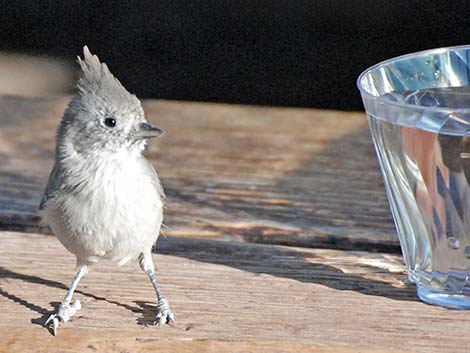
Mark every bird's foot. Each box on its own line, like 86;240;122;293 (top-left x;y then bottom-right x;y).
154;298;174;326
44;300;82;336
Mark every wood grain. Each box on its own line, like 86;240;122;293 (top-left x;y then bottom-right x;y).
0;327;413;353
0;231;465;353
0;96;397;250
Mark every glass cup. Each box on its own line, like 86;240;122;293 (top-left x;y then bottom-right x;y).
357;45;470;309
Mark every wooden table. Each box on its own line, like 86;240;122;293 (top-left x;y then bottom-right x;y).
0;96;467;353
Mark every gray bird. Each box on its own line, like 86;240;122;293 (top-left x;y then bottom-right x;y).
40;46;173;335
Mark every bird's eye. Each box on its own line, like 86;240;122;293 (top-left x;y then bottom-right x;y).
104;118;116;127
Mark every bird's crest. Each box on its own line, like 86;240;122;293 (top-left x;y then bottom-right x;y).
76;46;140;110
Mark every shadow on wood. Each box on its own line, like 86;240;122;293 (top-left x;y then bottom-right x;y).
0;234;415;338
163;127;398;251
156;236;416;302
0;265;144;330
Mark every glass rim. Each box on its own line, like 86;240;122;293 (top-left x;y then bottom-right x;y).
356;44;470;114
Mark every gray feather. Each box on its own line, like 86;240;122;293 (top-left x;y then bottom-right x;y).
77;46;140;110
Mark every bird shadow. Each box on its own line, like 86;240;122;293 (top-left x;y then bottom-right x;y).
133;300;188;331
134;300;157;326
0;266;144;334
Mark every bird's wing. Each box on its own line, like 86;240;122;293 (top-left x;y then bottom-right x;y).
39;163;61;210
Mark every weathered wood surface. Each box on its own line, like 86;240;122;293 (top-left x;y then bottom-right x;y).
2;96;426;352
0;96;397;250
3;230;468;353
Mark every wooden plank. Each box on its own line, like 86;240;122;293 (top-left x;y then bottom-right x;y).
0;231;468;353
0;328;411;353
0;96;397;250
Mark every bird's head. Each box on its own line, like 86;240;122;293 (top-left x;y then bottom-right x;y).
57;46;163;155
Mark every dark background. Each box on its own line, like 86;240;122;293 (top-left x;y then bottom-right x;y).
1;0;470;110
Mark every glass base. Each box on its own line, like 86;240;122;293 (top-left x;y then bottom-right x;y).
417;284;470;309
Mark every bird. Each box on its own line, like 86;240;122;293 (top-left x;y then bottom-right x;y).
40;46;173;335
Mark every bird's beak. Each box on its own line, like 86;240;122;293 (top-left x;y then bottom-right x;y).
136;122;165;139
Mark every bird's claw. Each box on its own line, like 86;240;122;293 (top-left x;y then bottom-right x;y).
44;300;82;336
154;298;174;326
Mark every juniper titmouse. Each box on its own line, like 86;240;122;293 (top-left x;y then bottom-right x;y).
40;47;173;335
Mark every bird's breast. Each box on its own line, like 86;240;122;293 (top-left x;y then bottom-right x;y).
47;152;163;264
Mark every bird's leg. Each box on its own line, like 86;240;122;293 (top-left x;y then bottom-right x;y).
139;252;174;326
44;264;88;335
